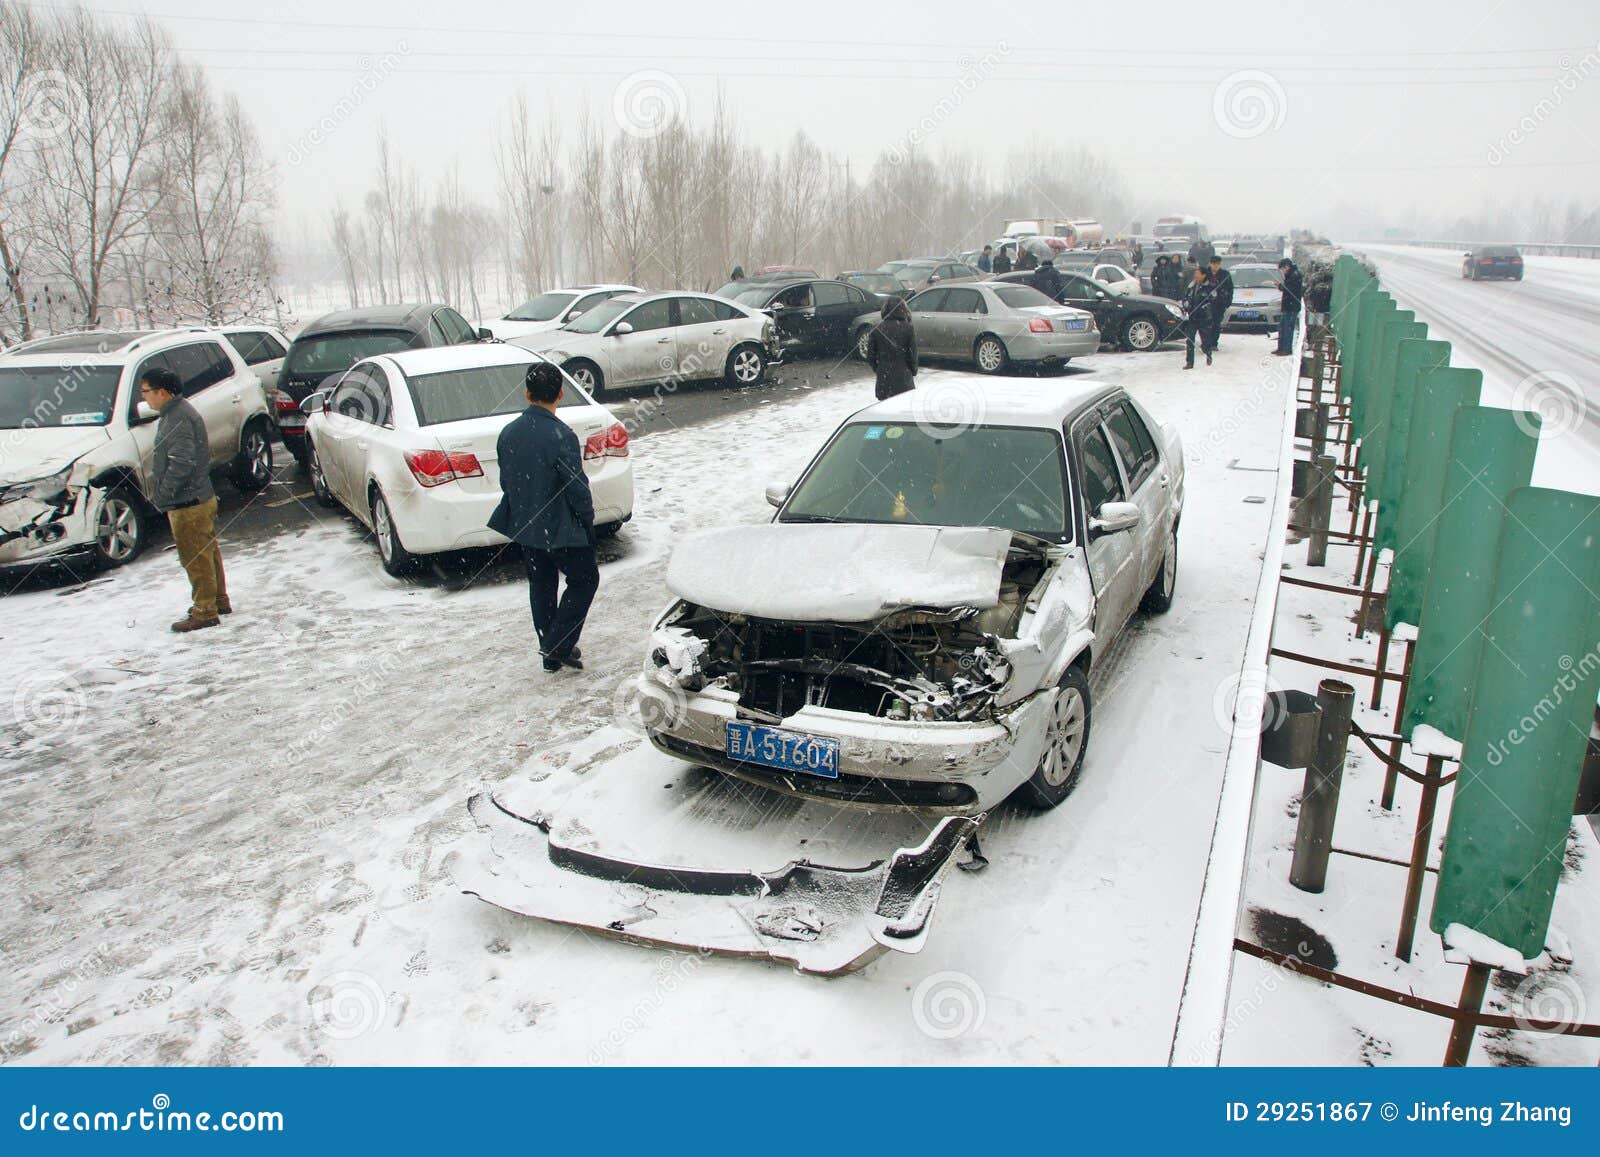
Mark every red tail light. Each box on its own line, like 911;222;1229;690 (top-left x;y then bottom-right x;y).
404;448;483;487
583;422;630;460
1028;317;1053;333
1479;258;1494;264
1510;256;1523;263
274;398;301;414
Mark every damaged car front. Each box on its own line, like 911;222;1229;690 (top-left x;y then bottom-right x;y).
639;415;1095;814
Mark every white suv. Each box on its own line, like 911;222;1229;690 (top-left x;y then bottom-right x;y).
0;328;274;572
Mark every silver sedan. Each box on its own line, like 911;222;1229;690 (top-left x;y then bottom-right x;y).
901;282;1100;374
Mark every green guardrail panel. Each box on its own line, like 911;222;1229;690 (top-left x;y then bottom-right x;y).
1361;311;1421;530
1348;292;1390;442
1378;339;1451;552
1432;486;1600;959
1386;367;1483;632
1404;406;1541;741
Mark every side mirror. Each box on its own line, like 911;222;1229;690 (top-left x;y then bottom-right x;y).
134;401;158;423
1089;501;1141;536
764;481;791;509
565;309;585;321
928;275;941;284
300;391;328;416
611;321;634;336
476;327;494;341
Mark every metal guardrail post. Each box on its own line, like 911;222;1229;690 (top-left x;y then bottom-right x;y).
1395;753;1446;961
1289;679;1356;892
1306;454;1336;567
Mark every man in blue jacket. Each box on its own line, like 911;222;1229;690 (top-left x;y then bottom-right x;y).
488;362;598;672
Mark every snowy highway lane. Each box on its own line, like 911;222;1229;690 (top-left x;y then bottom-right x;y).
1354;244;1600;494
0;340;1292;1065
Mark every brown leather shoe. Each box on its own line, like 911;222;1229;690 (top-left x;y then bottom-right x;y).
171;615;221;633
217;601;233;615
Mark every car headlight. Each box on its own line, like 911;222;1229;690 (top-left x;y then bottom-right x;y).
1164;304;1184;318
14;464;75;504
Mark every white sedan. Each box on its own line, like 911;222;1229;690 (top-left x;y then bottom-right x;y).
302;344;634;575
481;284;640;341
1092;264;1139;296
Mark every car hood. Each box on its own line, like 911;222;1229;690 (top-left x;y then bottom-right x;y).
511;331;599;359
666;522;1016;622
0;427;110;485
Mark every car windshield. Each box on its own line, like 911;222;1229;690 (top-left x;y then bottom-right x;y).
1231;267;1281;289
894;264;936;283
733;286;774;307
781;422;1071;543
285;330;420;377
505;292;578;322
561;297;635;334
0;365;122;429
406;361;586;425
994;286;1058;309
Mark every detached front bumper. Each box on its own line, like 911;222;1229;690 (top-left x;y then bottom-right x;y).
639;680;1052;814
0;488;96;568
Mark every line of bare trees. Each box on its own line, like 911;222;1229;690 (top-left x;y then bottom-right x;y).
310;92;1136;317
0;2;276;343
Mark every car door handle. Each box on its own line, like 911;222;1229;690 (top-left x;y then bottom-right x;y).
1158;474;1170;487
712;327;726;334
656;336;671;343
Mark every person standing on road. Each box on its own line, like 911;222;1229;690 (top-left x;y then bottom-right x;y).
867;296;918;401
992;246;1012;275
1181;267;1218;369
1275;257;1304;356
142;366;230;633
488;362;598;673
1188;236;1215;268
729;265;746;282
1150;255;1175;299
1016;246;1038;272
1031;257;1064;301
1206;255;1235;352
977;245;993;273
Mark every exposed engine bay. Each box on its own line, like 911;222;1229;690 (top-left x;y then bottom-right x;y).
652;551;1051;723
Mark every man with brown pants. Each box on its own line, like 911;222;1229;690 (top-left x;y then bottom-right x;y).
141;367;231;632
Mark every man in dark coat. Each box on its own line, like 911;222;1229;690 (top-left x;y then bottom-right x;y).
1181;267;1218;368
867;296;918;401
1031;258;1064;301
1149;255;1175;299
977;245;993;273
1015;247;1038;272
1206;255;1234;351
143;366;229;633
991;247;1013;275
1275;258;1304;356
488;362;598;672
1188;236;1215;268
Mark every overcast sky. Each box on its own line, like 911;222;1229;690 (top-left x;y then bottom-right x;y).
63;0;1600;239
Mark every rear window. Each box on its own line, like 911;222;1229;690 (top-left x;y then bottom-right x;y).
406;362;586;426
506;292;578;322
1482;246;1522;257
285;330;420;377
994;286;1058;309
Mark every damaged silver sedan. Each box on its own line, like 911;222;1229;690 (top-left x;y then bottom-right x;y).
640;379;1185;814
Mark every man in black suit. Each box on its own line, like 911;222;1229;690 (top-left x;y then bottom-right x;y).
488;361;599;672
1206;254;1235;352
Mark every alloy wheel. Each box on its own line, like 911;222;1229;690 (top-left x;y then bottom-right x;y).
1040;685;1087;787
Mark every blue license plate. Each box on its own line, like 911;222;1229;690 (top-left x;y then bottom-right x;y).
1064;318;1089;331
1236;310;1262;320
726;721;841;779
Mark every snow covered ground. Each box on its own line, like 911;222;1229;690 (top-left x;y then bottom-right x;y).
0;338;1294;1066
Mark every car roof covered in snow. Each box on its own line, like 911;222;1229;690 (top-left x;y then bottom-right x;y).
376;342;539;376
297;303;442;336
852;376;1118;431
0;328;240;363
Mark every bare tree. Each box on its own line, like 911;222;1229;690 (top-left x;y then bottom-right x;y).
0;1;43;340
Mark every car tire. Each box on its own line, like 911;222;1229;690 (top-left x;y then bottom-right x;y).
974;334;1009;375
596;521;622;540
309;444;338;509
369;487;417;577
725;343;766;387
854;326;873;361
232;420;274;492
1141;524;1178;613
1121;315;1161;352
1015;664;1092;811
89;486;148;569
564;360;604;398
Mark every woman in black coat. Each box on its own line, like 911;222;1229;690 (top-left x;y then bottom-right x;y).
867;297;918;400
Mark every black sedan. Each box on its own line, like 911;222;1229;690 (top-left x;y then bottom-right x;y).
838;270;913;300
995;270;1187;352
723;277;882;356
1462;245;1524;281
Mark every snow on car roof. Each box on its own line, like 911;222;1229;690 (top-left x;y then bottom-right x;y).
380;343;541;375
855;374;1116;430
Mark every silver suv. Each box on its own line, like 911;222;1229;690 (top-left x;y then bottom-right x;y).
0;328;274;572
